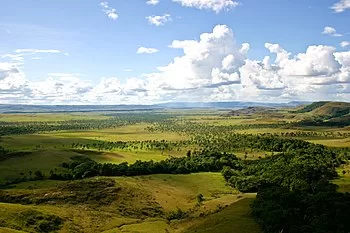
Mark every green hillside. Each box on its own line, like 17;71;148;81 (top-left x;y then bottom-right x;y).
296;101;350;118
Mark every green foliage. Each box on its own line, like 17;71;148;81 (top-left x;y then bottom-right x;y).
61;151;242;179
252;185;350;233
196;193;204;205
166;208;188;220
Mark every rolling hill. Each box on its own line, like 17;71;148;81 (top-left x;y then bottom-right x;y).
295;101;350;119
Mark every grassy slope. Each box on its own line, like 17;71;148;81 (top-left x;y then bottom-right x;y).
182;198;259;233
116;173;238;212
0;150;75;184
0;174;258;233
311;102;350;117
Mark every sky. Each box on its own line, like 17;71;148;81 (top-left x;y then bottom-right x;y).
0;0;350;104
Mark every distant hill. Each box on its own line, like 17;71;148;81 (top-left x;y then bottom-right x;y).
293;101;350;127
224;107;277;116
295;101;350;119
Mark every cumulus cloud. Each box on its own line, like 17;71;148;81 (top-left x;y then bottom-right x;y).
145;25;248;92
146;0;160;5
322;26;342;37
28;75;93;103
265;43;341;76
331;0;350;12
172;0;240;13
146;14;171;26
137;47;159;54
2;25;350;104
0;62;29;104
341;41;350;48
100;1;118;20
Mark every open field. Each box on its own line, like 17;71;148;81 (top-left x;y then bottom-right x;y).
0;124;187;150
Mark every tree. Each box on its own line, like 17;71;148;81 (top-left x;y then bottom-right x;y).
196;193;204;205
34;170;44;180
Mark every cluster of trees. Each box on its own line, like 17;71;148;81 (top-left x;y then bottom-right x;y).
147;120;286;136
293;118;350;127
58;151;242;179
71;140;191;152
192;133;316;153
252;184;350;233
258;131;350;138
222;144;339;192
221;138;350;232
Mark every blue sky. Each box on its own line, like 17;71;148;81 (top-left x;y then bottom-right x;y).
0;0;349;104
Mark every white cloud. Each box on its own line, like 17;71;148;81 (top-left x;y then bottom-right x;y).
322;26;342;37
137;47;159;54
331;0;350;12
146;0;160;5
29;76;93;102
1;54;25;62
145;25;247;91
0;62;28;103
15;49;62;54
265;43;341;76
173;0;240;13
341;41;350;48
100;1;118;20
146;14;171;26
2;25;350;104
1;49;66;64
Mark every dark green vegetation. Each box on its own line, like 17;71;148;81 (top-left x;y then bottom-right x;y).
0;101;349;233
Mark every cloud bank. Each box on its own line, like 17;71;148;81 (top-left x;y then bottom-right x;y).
1;25;350;104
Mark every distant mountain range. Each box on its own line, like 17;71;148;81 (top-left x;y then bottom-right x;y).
0;101;311;113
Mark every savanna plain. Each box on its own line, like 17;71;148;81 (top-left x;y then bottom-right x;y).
0;101;349;233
